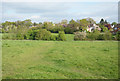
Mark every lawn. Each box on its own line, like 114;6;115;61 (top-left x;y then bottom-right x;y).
2;40;118;79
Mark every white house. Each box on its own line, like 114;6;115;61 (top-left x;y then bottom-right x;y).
87;24;101;32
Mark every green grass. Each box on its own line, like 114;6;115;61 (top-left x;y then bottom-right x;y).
2;40;118;79
1;33;118;79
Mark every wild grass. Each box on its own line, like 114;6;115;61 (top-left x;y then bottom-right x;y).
2;40;118;79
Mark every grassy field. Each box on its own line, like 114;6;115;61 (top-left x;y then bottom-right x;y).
2;33;118;79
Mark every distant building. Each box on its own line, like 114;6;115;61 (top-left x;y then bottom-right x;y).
87;24;101;32
52;23;55;26
112;24;120;34
111;25;115;28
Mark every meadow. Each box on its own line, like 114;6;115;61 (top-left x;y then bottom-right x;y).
2;34;118;79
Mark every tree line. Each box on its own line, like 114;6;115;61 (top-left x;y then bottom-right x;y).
0;18;119;41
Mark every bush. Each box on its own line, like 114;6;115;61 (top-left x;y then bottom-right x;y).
42;30;51;40
87;30;112;40
74;32;86;40
57;31;66;41
112;35;117;40
2;33;17;40
24;29;36;40
16;33;24;40
87;30;100;40
1;29;5;33
97;31;112;40
64;27;74;34
103;31;112;40
115;31;120;41
24;29;52;40
35;29;51;40
97;34;104;40
2;34;10;39
48;26;64;33
50;35;57;41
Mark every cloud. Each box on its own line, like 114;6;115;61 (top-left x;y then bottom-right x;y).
29;16;40;19
2;2;70;14
2;0;120;2
2;2;118;23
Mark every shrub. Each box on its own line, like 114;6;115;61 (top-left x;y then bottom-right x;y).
112;35;117;40
35;29;51;40
74;32;86;40
97;34;104;40
2;33;17;40
57;31;66;41
64;27;74;34
24;29;36;40
103;31;112;40
1;29;5;33
50;35;57;41
16;33;24;40
2;34;10;39
87;31;112;40
48;26;64;33
87;30;100;40
42;30;51;40
25;28;52;40
115;31;120;41
11;34;17;40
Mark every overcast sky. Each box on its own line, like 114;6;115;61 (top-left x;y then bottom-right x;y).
1;0;119;23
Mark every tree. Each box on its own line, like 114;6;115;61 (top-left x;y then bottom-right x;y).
100;19;105;25
104;20;108;24
102;26;108;32
33;22;38;27
68;19;79;32
86;18;96;24
16;25;29;40
39;22;42;24
42;22;53;29
112;22;117;26
79;19;89;31
25;29;36;40
69;19;76;24
24;19;32;27
61;19;68;24
16;33;24;40
57;31;66;41
115;31;120;41
64;27;74;34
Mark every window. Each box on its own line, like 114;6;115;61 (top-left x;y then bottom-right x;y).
114;27;117;30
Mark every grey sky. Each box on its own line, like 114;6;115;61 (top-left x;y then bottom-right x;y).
2;1;118;23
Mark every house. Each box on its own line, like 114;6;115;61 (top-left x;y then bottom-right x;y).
52;23;55;26
111;25;115;28
112;24;120;34
87;24;101;32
